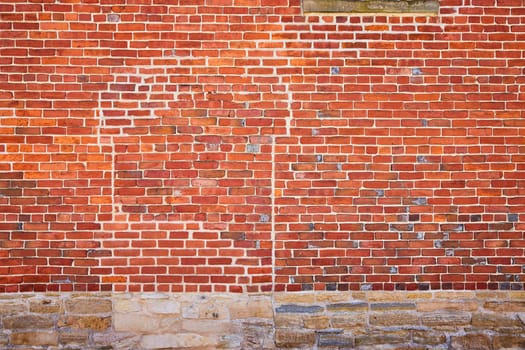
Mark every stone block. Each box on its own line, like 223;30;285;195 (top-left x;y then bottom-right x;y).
58;315;111;331
242;321;274;350
275;304;323;314
92;332;140;349
65;298;112;314
59;329;89;345
275;329;315;348
144;299;180;314
181;319;238;335
483;301;525;312
140;333;214;349
29;298;61;314
113;313;161;332
317;330;354;348
11;332;59;346
230;296;273;319
274;293;316;304
369;312;419;326
274;314;304;328
450;333;491;350
355;331;410;346
3;315;54;329
330;314;367;331
412;330;447;345
421;312;471;327
417;300;479;312
0;301;27;315
114;298;142;313
471;313;521;329
370;302;416;311
493;335;525;349
326;302;367;312
303;315;330;329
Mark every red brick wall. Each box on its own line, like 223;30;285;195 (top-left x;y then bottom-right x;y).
0;0;524;293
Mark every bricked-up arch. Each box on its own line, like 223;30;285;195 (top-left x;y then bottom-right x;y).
303;0;439;13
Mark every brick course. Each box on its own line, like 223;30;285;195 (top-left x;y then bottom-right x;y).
0;0;524;293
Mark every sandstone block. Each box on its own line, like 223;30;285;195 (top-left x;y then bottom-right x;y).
30;298;61;314
113;313;160;332
114;298;142;313
274;293;316;304
450;333;491;350
412;330;447;345
326;302;367;312
66;298;112;314
275;329;315;348
421;312;471;327
181;319;238;335
493;335;525;349
483;301;525;312
230;296;273;319
144;299;180;314
369;312;419;326
471;313;521;329
330;314;367;330
11;332;59;346
355;331;410;346
3;315;54;329
274;314;304;328
417;300;479;312
242;321;274;350
303;315;330;329
59;329;89;345
140;333;214;349
370;302;416;311
59;315;111;331
317;330;354;348
0;301;27;315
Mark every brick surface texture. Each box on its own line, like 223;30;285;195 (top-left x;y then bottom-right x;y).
0;0;524;294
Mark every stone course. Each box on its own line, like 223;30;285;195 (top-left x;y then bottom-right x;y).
0;292;524;349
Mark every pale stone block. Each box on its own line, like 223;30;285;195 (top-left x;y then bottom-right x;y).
229;296;273;319
113;313;160;332
471;313;521;329
140;333;214;349
315;292;351;303
330;314;367;330
113;299;142;313
433;291;476;300
145;299;180;314
303;315;330;329
181;319;239;334
0;302;27;315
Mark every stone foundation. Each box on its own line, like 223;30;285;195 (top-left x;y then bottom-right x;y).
1;292;524;349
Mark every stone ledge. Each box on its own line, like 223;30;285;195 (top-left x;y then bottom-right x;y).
302;0;439;14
